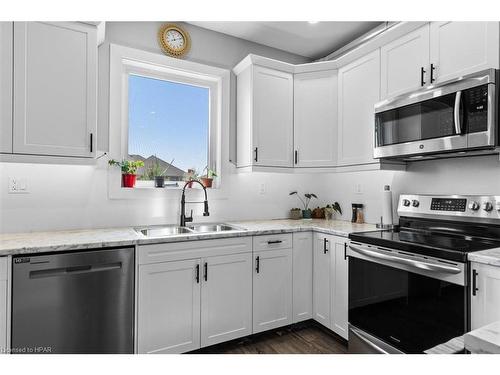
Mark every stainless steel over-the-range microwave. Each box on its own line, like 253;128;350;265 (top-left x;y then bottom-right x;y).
374;69;499;160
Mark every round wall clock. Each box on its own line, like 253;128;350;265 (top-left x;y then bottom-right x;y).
158;24;191;58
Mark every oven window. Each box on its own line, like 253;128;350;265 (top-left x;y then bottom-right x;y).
375;92;458;147
349;257;465;353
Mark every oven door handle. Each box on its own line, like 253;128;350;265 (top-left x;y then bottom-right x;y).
454;90;463;135
348;245;462;274
350;326;390;354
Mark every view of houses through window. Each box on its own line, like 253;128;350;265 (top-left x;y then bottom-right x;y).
127;74;210;185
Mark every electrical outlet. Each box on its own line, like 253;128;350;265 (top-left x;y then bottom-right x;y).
355;183;363;195
259;183;266;195
8;177;29;194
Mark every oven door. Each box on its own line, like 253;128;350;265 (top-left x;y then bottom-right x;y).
347;242;467;354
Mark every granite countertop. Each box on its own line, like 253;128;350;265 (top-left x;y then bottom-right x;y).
465;321;500;354
0;219;377;256
468;248;500;267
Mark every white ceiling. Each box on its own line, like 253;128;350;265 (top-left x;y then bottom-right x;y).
188;21;383;59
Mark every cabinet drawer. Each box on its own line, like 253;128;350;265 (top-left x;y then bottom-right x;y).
253;234;292;252
138;237;252;265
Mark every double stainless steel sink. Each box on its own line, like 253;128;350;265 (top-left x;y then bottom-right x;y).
136;223;243;237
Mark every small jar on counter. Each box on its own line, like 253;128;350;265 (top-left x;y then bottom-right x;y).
351;203;364;224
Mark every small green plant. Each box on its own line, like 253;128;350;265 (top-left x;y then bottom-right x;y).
202;166;218;178
289;191;318;211
326;202;342;215
108;159;144;175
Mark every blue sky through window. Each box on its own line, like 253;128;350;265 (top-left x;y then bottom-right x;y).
128;74;209;175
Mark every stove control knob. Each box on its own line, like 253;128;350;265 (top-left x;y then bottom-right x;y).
468;201;480;211
482;202;493;212
402;199;411;207
412;200;420;207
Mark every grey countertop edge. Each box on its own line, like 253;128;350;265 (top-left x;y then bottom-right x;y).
0;222;375;256
467;248;500;267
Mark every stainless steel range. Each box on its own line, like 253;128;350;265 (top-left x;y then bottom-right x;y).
347;194;500;354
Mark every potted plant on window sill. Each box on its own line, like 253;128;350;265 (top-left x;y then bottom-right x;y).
200;166;217;188
108;159;145;188
184;168;199;188
289;191;318;219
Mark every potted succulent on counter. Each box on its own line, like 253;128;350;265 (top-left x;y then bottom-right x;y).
290;207;302;220
289;191;318;219
108;159;145;188
324;202;342;220
200;166;217;188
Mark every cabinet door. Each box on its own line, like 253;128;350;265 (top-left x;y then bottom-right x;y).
331;238;348;340
294;70;338;167
471;262;500;330
337;50;380;166
292;232;313;323
381;25;430;99
201;253;252;347
253;65;293;167
313;233;331;329
13;22;97;157
253;248;293;333
0;22;13;153
0;257;7;353
137;259;201;354
430;22;500;83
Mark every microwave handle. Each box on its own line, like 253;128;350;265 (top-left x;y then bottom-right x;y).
454;91;463;135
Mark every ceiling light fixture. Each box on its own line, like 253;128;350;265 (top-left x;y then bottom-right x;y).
308;21;319;24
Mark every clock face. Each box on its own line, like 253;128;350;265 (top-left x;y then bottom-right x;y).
158;24;191;57
165;29;185;50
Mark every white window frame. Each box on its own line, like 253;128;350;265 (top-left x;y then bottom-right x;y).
107;44;229;200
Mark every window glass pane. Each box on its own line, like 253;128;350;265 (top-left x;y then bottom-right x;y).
128;74;209;182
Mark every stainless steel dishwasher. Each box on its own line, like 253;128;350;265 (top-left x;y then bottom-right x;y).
11;247;134;354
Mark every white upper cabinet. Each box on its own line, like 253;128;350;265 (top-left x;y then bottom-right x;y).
381;25;430;99
236;62;294;169
470;262;500;330
337;49;381;166
200;253;252;347
12;22;97;157
430;22;500;83
137;259;201;354
292;232;313;323
0;22;13;153
294;70;338;167
253;247;293;333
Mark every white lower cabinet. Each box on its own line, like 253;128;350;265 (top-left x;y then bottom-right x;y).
313;233;348;338
470;262;500;330
138;259;201;354
331;240;348;340
253;245;293;333
0;257;8;353
292;232;313;323
201;253;252;347
313;233;332;329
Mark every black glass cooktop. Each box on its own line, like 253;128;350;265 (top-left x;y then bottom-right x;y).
349;228;500;263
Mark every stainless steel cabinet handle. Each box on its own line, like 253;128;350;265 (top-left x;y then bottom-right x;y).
420;67;426;86
254;147;258;162
323;238;329;254
348;244;461;274
472;269;479;296
430;63;436;83
454;91;463;135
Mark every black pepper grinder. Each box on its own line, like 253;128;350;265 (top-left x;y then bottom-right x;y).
351;203;363;223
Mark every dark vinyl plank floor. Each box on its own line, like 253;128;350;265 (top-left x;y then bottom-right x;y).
191;321;348;354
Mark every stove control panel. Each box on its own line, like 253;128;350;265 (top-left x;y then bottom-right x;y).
398;194;500;222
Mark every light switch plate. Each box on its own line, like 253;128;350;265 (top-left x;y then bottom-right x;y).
8;177;29;194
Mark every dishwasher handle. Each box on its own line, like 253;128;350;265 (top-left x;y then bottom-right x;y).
30;262;122;279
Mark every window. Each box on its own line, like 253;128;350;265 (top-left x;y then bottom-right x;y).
108;45;228;198
127;75;210;185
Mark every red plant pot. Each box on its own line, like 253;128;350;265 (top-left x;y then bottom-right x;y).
122;174;137;188
200;177;213;188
